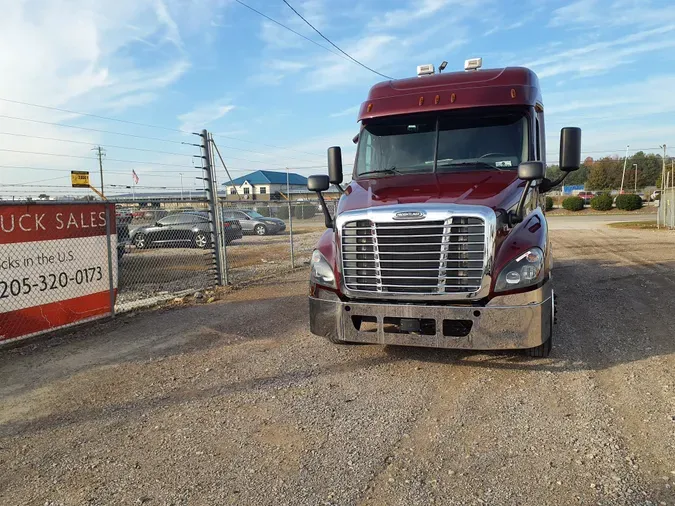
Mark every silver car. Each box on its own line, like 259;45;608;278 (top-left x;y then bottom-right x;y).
221;209;286;236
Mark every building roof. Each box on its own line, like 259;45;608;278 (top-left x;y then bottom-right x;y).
225;170;308;186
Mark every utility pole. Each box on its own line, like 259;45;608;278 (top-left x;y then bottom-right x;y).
661;144;667;193
92;146;106;197
179;173;184;201
620;144;629;194
633;163;638;193
286;167;295;268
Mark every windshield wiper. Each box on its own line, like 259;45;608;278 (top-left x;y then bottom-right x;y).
358;166;402;177
437;161;508;171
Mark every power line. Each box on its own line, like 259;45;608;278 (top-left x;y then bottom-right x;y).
0;131;195;158
0;145;331;171
0;130;323;164
281;0;394;80
233;0;347;61
211;132;324;159
0;114;188;145
0;148;196;168
0;97;190;135
0;99;326;159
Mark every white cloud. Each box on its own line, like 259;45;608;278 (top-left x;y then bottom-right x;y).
522;24;675;79
368;0;456;30
330;105;360;118
543;74;675;157
0;0;210;192
178;102;236;132
301;34;398;91
550;0;675;28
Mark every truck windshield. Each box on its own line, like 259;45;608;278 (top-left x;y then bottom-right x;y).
355;110;529;177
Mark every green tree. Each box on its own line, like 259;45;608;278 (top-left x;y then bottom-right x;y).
586;163;611;190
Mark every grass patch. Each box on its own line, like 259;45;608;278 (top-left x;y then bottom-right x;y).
608;221;659;230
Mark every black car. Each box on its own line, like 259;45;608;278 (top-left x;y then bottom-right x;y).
130;211;242;249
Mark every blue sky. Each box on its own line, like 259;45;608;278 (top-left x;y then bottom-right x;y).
1;0;675;197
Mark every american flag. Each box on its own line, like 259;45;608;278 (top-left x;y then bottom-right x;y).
132;169;139;184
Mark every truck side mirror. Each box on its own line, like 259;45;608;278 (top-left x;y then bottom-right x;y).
327;146;343;185
307;175;330;192
307;175;333;228
517;161;544;181
560;127;581;172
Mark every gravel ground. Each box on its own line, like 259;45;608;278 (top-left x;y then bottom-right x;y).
1;226;674;505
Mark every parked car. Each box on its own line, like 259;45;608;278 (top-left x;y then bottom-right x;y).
130;211;242;249
221;209;286;236
577;191;595;203
117;218;131;261
116;207;133;224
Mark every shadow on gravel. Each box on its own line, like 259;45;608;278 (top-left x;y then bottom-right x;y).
0;294;308;397
384;257;675;374
0;353;401;439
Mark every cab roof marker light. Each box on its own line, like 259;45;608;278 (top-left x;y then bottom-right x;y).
464;57;482;71
416;64;435;77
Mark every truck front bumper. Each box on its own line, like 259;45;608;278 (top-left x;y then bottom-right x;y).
309;282;552;350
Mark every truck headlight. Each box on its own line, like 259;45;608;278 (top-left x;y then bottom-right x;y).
310;250;336;289
495;248;544;292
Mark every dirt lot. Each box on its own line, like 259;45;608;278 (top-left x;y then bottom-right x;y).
1;225;675;505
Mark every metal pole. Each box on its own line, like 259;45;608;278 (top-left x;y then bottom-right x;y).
211;139;241;198
661;144;667;193
92;146;106;197
180;173;184;201
201;129;224;286
633;163;637;193
620;144;629;194
287;167;295;268
105;204;116;317
210;133;228;284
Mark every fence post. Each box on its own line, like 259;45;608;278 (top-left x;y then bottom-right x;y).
201;129;225;286
209;133;229;284
286;167;295;268
105;204;116;317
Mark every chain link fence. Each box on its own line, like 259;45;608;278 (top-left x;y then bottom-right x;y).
657;188;675;229
114;199;220;311
218;199;333;285
1;195;333;344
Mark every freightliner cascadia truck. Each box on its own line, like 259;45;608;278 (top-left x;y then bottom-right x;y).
306;58;581;358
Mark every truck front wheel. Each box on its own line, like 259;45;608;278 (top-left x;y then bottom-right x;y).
526;335;552;358
526;295;554;358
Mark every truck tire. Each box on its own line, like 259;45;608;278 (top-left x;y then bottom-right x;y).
526;297;554;358
326;335;363;345
526;334;552;358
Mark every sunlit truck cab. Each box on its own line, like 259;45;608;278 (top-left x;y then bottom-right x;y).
307;59;581;357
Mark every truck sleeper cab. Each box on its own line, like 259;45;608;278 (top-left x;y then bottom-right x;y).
307;61;581;358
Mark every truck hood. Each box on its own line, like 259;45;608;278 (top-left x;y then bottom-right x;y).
338;171;524;213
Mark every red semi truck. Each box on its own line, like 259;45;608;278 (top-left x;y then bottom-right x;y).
306;59;581;358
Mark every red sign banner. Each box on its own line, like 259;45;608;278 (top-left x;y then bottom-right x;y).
0;203;117;343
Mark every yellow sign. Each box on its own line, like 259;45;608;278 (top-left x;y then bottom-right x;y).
71;171;90;188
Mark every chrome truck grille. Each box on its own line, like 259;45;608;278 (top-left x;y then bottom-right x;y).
341;216;487;295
